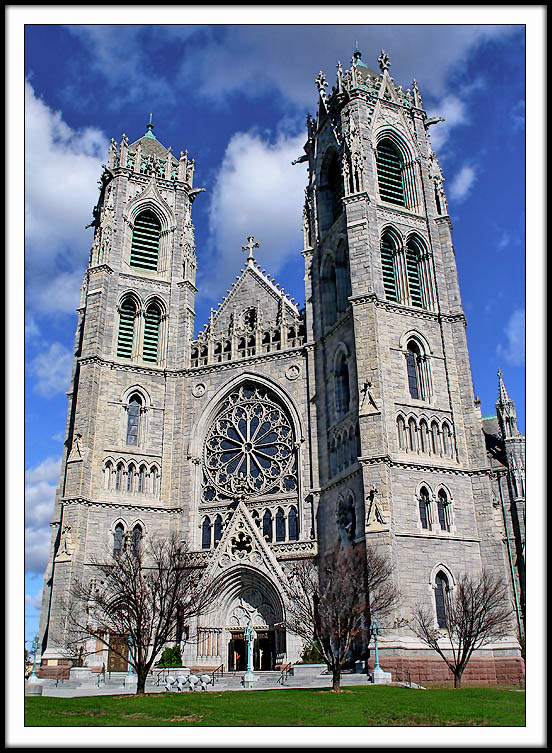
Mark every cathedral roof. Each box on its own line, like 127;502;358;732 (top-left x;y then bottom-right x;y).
128;114;178;162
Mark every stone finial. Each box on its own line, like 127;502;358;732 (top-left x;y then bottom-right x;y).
145;112;157;140
242;235;260;263
315;71;328;100
378;49;390;73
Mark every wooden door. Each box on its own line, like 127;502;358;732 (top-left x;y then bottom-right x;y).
108;635;128;672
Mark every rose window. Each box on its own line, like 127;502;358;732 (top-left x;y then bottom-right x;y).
202;383;297;502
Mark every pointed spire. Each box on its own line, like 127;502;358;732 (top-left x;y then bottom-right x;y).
497;369;511;407
496;369;519;439
144;112;157;140
352;40;368;69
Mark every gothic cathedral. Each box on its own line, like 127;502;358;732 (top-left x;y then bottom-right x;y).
37;47;525;683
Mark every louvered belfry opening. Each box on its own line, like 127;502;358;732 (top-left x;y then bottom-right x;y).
143;304;161;363
380;233;398;302
130;210;161;271
376;139;405;206
406;243;423;307
117;298;136;359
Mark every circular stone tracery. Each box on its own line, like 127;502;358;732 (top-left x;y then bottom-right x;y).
202;383;297;502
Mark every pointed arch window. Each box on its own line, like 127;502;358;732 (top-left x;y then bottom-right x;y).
130;209;161;271
213;515;223;546
201;517;212;549
321;257;338;329
138;464;146;493
437;489;450;531
132;524;143;555
442;423;452;458
406;341;422;400
434;571;449;628
431;421;440;455
419;487;431;529
288;506;299;541
335;353;350;418
406;243;423;308
263;510;273;543
376;139;405;206
335;243;352;314
115;462;124;491
419;420;428;453
113;523;124;558
319;149;344;233
127;463;135;492
408;418;417;451
380;232;398;303
126;395;142;445
275;508;285;542
117;298;137;359
143;302;161;363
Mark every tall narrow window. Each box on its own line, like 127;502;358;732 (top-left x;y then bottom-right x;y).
380;233;398;302
143;303;161;363
132;524;142;555
127;463;135;492
419;420;428;453
321;258;338;329
130;210;161;271
437;489;450;531
275;508;285;542
138;465;146;493
419;487;430;529
408;418;417;451
113;523;124;558
406;243;423;308
117;298;137;359
376;139;405;206
434;571;449;628
213;515;223;546
319;149;344;233
442;423;452;458
335;243;352;314
406;341;421;400
397;415;406;450
201;517;212;549
115;462;124;491
288;506;299;541
126;395;141;445
431;421;440;455
263;510;273;542
335;354;350;418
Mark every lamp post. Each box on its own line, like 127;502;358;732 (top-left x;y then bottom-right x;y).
370;618;381;672
242;621;259;688
127;636;134;677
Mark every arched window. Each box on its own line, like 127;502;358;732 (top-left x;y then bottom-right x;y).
397;415;406;450
376;139;405;206
319;149;344;233
151;466;160;497
213;515;223;546
321;257;338;329
138;464;146;493
275;508;285;542
335;243;352;314
117;298;137;359
201;517;212;549
437;489;450;532
408;418;417;452
406;341;422;400
405;241;423;308
288;506;299;541
143;302;161;364
113;523;124;558
431;421;440;455
104;460;113;490
115;462;124;491
130;209;161;271
329;439;337;478
263;510;273;542
442;423;452;458
132;524;143;555
337;494;356;542
126;395;142;445
434;571;449;628
127;463;135;492
335;353;350;418
419;487;431;529
419;420;428;453
380;232;398;302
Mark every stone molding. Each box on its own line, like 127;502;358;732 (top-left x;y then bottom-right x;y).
358;454;492;476
61;497;183;514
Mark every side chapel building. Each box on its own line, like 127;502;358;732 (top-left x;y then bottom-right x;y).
37;46;525;683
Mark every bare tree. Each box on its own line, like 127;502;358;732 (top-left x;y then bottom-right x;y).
285;544;398;692
65;533;214;694
412;569;513;688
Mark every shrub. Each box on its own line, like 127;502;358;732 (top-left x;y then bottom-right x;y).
300;641;325;664
157;644;182;668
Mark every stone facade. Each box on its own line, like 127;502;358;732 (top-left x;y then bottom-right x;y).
37;48;525;683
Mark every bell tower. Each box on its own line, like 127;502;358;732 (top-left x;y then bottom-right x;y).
38;117;205;667
298;44;521;677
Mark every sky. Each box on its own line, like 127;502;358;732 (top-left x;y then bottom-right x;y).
9;6;544;749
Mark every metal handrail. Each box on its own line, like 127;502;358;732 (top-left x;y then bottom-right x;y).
211;664;224;684
277;662;293;685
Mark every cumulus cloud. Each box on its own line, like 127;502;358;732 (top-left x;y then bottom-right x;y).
496;308;525;367
199;127;307;303
25;456;60;574
449;164;477;202
426;94;469;153
25;80;105;316
28;342;73;397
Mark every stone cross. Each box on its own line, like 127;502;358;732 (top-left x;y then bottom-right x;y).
242;235;259;262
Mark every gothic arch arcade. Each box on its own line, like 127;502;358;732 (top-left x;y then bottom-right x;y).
198;566;286;671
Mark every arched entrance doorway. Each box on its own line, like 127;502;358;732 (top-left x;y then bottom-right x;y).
201;566;285;672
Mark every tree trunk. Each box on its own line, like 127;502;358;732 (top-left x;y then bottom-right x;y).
332;667;341;692
453;668;463;688
136;670;147;694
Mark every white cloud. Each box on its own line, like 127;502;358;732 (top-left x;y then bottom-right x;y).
426;94;469;153
199;127;307;302
25;457;60;574
25;80;105;315
25;313;40;341
496;308;525;367
449;164;477;202
28;342;73;397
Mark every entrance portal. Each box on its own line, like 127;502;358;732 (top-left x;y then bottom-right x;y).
228;630;276;671
107;635;128;672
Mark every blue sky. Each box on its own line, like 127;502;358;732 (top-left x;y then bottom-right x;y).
18;16;532;650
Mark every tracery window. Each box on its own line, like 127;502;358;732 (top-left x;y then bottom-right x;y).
130;209;161;271
202;383;298;505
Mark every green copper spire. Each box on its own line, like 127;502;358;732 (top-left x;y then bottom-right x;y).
144;112;157;140
352;40;368;68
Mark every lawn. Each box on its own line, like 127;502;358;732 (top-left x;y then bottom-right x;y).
25;686;525;727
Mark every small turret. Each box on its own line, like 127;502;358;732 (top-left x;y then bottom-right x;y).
496;369;519;439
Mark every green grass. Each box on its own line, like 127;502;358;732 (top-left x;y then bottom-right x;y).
25;685;525;727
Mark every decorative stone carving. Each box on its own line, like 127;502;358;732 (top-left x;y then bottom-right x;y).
285;364;301;381
55;525;75;562
192;383;206;398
